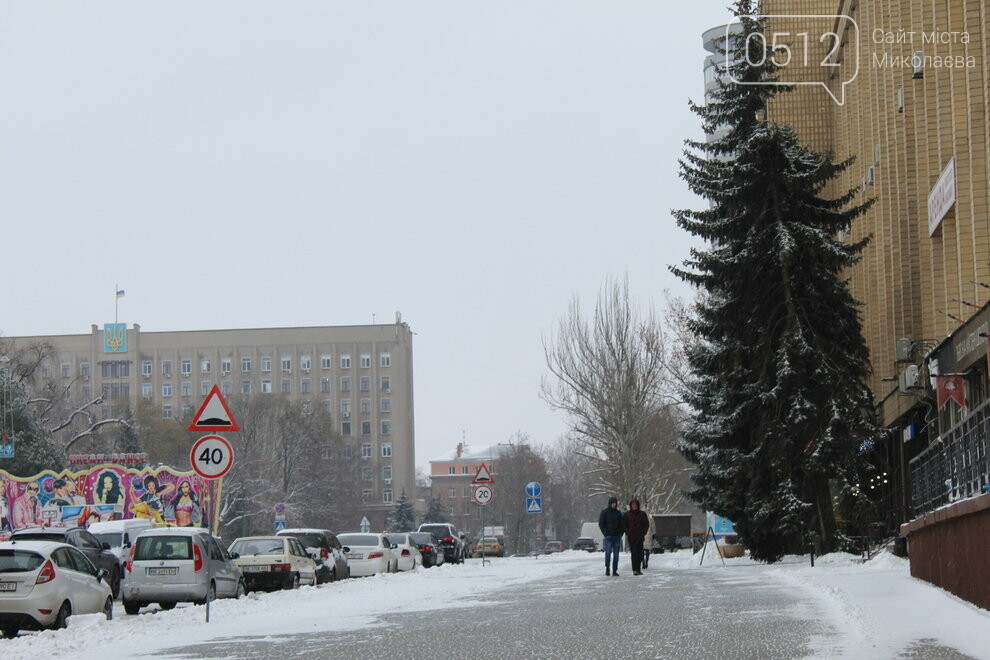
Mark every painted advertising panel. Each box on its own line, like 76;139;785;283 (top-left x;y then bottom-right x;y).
0;465;220;540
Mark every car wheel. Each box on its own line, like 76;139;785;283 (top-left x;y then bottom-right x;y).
103;596;114;621
235;579;247;599
2;628;18;639
290;573;300;590
330;567;337;583
123;599;142;615
52;602;70;630
158;602;177;611
110;567;121;600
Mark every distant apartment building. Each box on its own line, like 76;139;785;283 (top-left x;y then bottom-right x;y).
429;443;504;537
4;319;415;528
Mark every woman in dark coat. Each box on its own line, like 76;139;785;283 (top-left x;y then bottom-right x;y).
622;498;650;575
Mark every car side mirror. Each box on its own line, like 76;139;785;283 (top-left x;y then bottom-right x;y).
229;552;240;559
123;540;131;549
391;543;397;549
342;546;350;553
96;568;108;583
308;552;320;562
102;542;112;550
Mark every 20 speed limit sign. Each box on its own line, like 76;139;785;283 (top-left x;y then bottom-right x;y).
190;435;234;479
472;484;494;505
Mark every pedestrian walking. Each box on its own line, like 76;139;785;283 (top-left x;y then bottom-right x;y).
622;498;650;575
598;496;624;576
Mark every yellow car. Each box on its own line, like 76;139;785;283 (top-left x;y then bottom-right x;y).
474;537;504;557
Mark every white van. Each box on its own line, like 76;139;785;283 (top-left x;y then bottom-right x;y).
579;522;605;550
88;519;154;569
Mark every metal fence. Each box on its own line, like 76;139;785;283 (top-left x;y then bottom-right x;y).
910;401;990;517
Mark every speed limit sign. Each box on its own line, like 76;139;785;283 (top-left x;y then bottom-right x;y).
473;484;494;506
190;435;234;479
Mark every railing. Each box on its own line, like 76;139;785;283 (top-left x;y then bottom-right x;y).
910;400;990;517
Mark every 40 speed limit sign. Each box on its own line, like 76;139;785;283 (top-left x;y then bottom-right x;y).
190;435;234;479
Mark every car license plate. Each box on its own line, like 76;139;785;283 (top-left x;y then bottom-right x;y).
0;582;15;592
243;565;266;572
347;553;362;560
146;567;178;576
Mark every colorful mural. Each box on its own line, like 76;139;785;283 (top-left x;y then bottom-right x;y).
0;465;220;540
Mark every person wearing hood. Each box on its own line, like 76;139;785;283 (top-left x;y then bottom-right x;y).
622;497;650;575
598;496;624;576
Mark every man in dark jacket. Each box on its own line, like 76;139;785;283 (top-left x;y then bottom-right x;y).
598;496;624;576
622;498;650;575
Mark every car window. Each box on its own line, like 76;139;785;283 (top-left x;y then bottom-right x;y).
51;547;76;570
207;536;224;560
289;538;305;557
75;530;102;551
230;538;285;556
0;549;45;572
338;534;380;546
328;534;341;550
213;538;232;560
134;536;193;560
67;547;97;575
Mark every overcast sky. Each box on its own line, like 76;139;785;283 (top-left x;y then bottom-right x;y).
0;1;732;470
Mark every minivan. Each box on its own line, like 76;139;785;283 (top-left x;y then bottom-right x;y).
122;527;244;614
87;519;153;570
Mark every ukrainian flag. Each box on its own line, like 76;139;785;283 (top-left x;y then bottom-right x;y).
116;289;125;298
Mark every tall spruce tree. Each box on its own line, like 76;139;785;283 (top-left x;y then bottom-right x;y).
387;491;417;532
672;3;878;562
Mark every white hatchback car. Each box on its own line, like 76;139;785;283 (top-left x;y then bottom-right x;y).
337;533;398;577
228;536;319;591
0;541;113;638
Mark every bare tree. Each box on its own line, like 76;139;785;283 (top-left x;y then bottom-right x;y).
542;275;685;510
543;433;607;543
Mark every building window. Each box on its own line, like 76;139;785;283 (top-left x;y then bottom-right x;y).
448;506;455;516
448;467;455;475
359;377;370;392
159;361;171;377
381;420;391;435
281;379;291;393
340;399;351;415
361;421;372;436
221;358;231;374
302;401;312;414
360;354;371;368
242;381;252;395
362;467;373;481
381;442;392;458
381;376;391;392
162;383;172;398
201;359;211;373
340;354;351;369
141;361;152;377
201;381;211;396
360;398;371;414
380;353;391;368
41;364;52;379
301;378;311;393
181;404;193;417
261;357;272;372
180;381;191;397
341;376;351;392
79;362;90;378
101;361;130;378
301;356;311;371
142;383;153;398
323;399;333;413
163;405;173;419
320;378;331;393
380;398;391;413
462;466;470;474
383;465;392;481
261;379;272;393
362;443;372;458
342;421;352;436
221;380;231;395
362;489;372;503
321;355;332;369
321;444;332;460
342;444;353;459
383;489;393;504
180;359;191;375
463;486;472;497
241;357;252;372
281;358;292;372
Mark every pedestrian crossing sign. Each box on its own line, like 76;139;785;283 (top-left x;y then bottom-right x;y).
526;497;542;514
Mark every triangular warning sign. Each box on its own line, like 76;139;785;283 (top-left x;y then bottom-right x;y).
472;462;495;484
187;385;240;432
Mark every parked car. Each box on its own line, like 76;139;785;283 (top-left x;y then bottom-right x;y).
475;537;504;557
544;540;565;554
337;533;398;576
407;532;443;568
123;527;244;614
384;533;422;571
10;526;121;599
88;518;154;571
228;535;319;591
276;528;351;583
417;523;466;564
573;537;598;552
0;540;113;638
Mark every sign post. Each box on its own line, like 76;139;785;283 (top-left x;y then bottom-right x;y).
472;464;495;566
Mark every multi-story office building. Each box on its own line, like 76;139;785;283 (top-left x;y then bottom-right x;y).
4;319;415;529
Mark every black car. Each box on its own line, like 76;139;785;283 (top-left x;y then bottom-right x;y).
277;528;351;583
10;527;121;598
407;532;444;567
417;523;466;564
573;537;598;552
